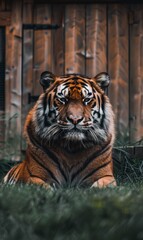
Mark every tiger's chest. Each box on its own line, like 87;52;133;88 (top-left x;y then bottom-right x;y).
40;146;112;188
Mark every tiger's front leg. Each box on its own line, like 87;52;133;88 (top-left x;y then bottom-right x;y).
28;177;51;189
91;176;116;188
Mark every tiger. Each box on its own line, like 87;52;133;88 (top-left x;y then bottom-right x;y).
4;71;116;188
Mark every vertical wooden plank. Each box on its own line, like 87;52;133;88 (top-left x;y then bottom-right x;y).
23;1;34;104
22;2;34;149
33;4;52;96
22;2;34;111
52;4;65;75
0;1;10;124
0;0;5;11
22;31;33;106
0;0;11;26
86;4;107;78
10;0;22;133
0;11;11;26
5;1;22;129
23;0;34;103
5;26;13;120
23;1;34;24
22;30;33;150
108;4;129;139
65;4;85;75
0;0;12;11
11;1;22;37
4;0;22;160
0;27;5;149
130;5;143;142
5;0;12;11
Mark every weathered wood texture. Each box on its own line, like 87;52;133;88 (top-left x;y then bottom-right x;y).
22;0;34;113
22;0;34;117
1;2;143;150
65;5;86;74
129;5;143;142
0;11;11;25
0;26;5;147
108;4;129;138
52;4;65;75
86;4;107;77
23;1;34;24
5;1;22;132
9;0;22;133
22;29;33;112
3;0;22;159
33;4;52;96
21;1;34;149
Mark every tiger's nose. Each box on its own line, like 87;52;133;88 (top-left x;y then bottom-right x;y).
67;115;83;125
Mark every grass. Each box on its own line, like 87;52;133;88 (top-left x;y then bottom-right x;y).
1;151;143;240
1;116;143;240
1;144;143;240
1;146;143;240
1;184;143;240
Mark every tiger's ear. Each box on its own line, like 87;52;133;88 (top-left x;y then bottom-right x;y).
40;71;55;91
94;72;110;90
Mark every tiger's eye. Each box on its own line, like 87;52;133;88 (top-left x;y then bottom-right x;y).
59;97;67;104
84;98;92;104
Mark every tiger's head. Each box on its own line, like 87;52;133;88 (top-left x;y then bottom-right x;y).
26;71;115;151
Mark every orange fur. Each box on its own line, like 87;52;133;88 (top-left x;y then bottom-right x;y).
4;73;116;188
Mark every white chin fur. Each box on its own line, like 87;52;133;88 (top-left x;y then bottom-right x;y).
64;132;85;141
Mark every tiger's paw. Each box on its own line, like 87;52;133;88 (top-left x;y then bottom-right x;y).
91;176;116;188
28;177;52;190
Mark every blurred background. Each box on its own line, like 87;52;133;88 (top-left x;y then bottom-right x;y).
0;0;143;163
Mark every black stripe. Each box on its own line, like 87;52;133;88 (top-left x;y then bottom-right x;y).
43;93;48;114
27;126;67;182
81;160;112;183
93;110;100;119
42;93;50;127
97;95;101;117
62;79;74;83
60;75;70;78
62;77;90;84
82;85;90;92
8;165;21;183
92;102;96;108
62;82;73;86
61;85;68;92
80;83;88;87
41;147;68;182
77;77;90;82
100;94;105;128
71;142;111;182
48;94;51;109
26;165;46;182
30;151;60;185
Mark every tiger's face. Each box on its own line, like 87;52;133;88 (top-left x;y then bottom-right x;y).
56;79;100;127
31;72;114;150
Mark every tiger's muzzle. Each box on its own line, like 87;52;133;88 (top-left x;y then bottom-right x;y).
58;101;92;128
66;115;84;125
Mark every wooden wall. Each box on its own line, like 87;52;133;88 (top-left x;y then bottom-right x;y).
1;1;143;150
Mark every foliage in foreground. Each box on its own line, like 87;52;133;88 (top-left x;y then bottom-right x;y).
1;116;143;240
0;184;143;240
